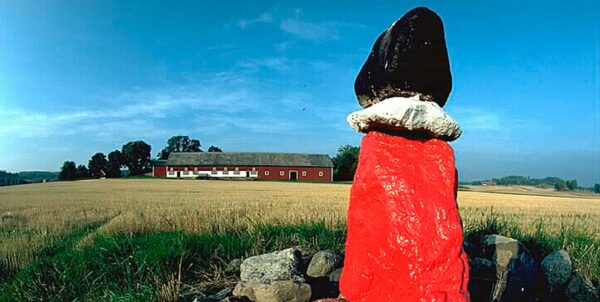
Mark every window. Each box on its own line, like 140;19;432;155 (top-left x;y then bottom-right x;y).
234;171;240;175
223;171;229;175
211;170;217;175
250;171;258;175
280;171;284;176
302;171;307;176
319;171;324;176
265;171;270;176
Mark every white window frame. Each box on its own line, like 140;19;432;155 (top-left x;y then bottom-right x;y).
280;171;285;176
302;171;307;176
265;171;270;176
319;171;324;176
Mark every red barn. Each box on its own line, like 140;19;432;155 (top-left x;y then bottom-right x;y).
152;152;333;182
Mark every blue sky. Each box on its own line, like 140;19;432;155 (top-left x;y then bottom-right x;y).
1;1;599;185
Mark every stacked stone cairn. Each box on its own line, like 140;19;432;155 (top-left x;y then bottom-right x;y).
230;248;343;302
341;6;469;301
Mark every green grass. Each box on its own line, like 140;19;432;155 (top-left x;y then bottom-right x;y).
0;222;345;302
0;217;598;302
464;209;600;282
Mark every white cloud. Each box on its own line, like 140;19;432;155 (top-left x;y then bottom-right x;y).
450;107;502;131
238;12;273;29
237;57;290;71
279;19;339;41
0;72;265;139
279;9;365;42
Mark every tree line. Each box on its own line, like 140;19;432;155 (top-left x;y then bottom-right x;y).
58;136;222;181
59;140;152;180
0;171;27;187
157;135;222;160
331;145;360;181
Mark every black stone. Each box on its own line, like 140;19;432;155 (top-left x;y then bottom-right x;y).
355;7;452;108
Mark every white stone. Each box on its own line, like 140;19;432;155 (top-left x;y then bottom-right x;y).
240;248;304;284
346;96;462;141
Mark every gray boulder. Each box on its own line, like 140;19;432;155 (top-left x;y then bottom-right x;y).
542;250;572;287
240;248;304;283
565;271;600;302
468;234;542;302
328;268;343;283
233;281;311;302
306;251;343;278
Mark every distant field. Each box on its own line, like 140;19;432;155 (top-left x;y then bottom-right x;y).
1;180;599;300
461;184;600;199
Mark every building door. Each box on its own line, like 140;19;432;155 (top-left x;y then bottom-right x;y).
289;171;298;181
176;171;181;178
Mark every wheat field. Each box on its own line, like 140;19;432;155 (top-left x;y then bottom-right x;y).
1;179;599;283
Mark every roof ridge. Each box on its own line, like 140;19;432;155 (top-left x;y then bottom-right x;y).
168;151;330;155
165;152;333;168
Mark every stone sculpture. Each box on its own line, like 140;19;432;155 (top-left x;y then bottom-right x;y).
340;7;470;302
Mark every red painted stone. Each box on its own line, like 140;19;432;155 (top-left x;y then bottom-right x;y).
340;131;469;302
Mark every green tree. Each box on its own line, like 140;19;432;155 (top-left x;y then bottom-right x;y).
157;136;201;159
75;165;89;179
106;150;124;178
566;179;578;191
0;170;25;186
594;183;600;194
122;140;152;176
208;145;223;152
554;180;567;191
88;153;108;178
58;161;77;180
332;145;360;181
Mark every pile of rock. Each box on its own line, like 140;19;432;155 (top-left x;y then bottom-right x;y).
466;234;599;302
193;235;598;302
231;248;343;302
542;250;599;302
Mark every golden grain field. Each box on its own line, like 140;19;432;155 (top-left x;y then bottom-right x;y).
1;179;599;281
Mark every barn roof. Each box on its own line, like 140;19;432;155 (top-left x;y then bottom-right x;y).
151;160;168;166
166;152;333;168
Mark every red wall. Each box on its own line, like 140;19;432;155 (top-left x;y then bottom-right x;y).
153;166;167;177
156;165;332;182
